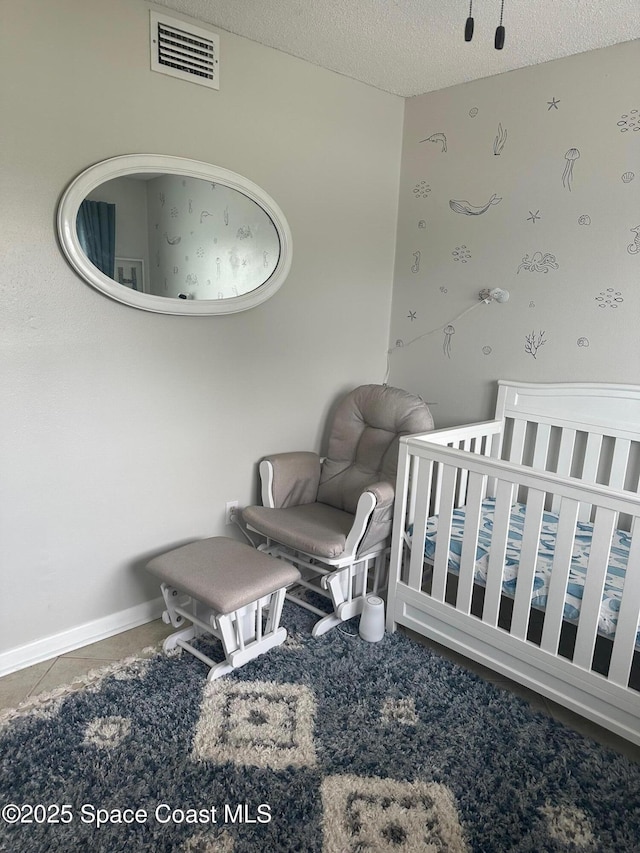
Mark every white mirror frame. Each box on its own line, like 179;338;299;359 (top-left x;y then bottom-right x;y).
57;154;293;315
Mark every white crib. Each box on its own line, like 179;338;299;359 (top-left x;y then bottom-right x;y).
386;381;640;746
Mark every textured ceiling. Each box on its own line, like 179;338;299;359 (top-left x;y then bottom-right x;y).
151;0;640;97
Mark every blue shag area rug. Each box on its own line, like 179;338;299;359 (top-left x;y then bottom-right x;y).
1;603;639;853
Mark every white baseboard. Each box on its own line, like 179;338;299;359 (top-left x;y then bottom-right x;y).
0;597;165;678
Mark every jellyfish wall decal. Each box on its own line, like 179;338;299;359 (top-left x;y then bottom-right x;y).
562;148;580;191
443;325;455;358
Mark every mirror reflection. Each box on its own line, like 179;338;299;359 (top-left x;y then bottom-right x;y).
80;174;281;301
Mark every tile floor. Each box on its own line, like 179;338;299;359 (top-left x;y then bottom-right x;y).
1;619;638;763
0;619;175;711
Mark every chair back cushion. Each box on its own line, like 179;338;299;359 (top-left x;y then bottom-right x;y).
317;384;433;514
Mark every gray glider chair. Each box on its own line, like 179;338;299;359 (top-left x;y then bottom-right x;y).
242;384;434;636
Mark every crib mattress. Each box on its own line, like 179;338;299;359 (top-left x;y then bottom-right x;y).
415;498;636;646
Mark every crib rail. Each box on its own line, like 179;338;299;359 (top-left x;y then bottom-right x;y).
388;430;640;746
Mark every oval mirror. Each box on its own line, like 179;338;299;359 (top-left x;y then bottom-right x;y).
57;154;293;315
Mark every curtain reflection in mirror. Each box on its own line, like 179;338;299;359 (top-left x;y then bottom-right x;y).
76;200;116;278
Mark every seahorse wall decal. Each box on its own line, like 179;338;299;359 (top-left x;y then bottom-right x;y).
449;194;502;216
627;226;640;254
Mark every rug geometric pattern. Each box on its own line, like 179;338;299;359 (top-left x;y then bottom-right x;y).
1;602;639;852
191;680;317;770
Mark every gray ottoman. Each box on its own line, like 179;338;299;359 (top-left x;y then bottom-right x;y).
146;537;300;680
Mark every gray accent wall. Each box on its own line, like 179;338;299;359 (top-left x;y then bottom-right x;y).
388;40;640;427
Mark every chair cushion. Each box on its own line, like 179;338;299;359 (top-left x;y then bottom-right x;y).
146;536;300;614
317;384;433;514
242;503;355;559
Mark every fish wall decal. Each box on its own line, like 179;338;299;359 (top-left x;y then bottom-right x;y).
449;194;502;215
420;133;447;153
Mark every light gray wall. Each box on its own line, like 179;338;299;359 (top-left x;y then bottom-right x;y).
388;40;640;427
1;0;403;658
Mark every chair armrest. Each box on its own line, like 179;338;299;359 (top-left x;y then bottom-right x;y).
363;481;395;509
344;480;395;557
259;451;321;509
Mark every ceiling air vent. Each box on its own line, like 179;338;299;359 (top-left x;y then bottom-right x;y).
150;11;219;90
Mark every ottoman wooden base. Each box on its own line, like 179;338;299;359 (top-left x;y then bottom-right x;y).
146;537;300;680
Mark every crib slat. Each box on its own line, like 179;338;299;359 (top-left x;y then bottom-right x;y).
608;438;631;490
532;423;551;470
510;488;546;640
456;439;469;506
407;453;420;528
578;433;603;521
508;419;527;465
431;464;457;602
551;428;577;512
433;461;443;516
540;497;580;653
572;507;616;669
608;520;640;686
456;471;486;615
408;458;433;591
486;430;502;497
581;432;603;482
483;479;514;627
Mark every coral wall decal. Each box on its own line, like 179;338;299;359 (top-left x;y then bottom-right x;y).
525;330;547;358
493;123;507;155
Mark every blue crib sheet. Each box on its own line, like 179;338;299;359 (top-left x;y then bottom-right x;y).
415;497;637;647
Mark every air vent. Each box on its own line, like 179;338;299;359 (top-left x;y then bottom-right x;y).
150;11;219;90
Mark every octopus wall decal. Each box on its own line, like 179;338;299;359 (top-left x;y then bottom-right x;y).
449;194;502;216
517;251;559;274
562;148;580;191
